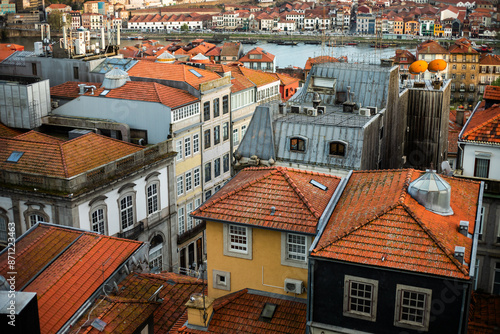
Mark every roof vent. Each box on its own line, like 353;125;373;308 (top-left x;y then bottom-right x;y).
408;170;454;216
312;92;321;108
459;221;469;236
454;246;465;264
102;67;130;89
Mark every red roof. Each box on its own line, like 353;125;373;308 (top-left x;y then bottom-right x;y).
312;169;480;279
304;56;340;71
171;289;306;334
127;61;222;90
88;81;198;109
191;167;342;234
0;224;142;334
50;81;102;99
239;47;275;63
417;40;449;54
483;85;500;101
468;292;500;334
0;122;21;137
461;104;500;144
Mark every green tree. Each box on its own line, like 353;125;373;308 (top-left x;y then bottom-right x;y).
181;23;189;32
47;10;69;31
492;77;500;86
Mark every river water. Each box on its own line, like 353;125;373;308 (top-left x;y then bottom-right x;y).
6;36;415;68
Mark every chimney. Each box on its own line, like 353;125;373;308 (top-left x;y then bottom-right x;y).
454;246;465;264
456;108;464;126
185;294;214;329
458;221;469;236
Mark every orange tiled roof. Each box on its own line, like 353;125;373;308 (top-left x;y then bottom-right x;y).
232;65;279;88
239;47;275;63
0;132;143;178
468;292;500;334
50;81;102;99
220;42;241;57
479;54;500;66
127;61;221;90
0;122;21;137
116;272;205;333
304;56;340;71
191;167;342;234
417;40;449;54
15;130;65;144
312;169;480;279
0;224;142;334
171;289;306;334
273;72;299;86
483;85;500;101
89;81;198;109
461;104;500;144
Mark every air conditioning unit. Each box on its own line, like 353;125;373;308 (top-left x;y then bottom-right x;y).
291;105;300;113
317;106;326;114
359;108;371;117
284;278;303;294
367;106;377;115
307;108;317;117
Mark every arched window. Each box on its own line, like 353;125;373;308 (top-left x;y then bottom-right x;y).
149;234;164;272
89;196;108;235
30;214;46;227
91;208;106;234
0;212;8;244
329;141;346;157
290;137;306;152
120;195;135;232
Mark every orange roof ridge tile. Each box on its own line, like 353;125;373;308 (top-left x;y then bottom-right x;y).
213;288;249;311
398;169;414;203
58;141;70;178
195;168;276;213
279;168;320;219
402;203;469;276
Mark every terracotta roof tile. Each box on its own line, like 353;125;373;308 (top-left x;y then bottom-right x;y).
15;130;65;144
50;81;102;99
273;72;300;86
0;132;143;178
312;169;480;279
229;65;279;88
461;104;500;144
304;56;341;71
239;47;275;63
0;224;142;334
0;122;21;137
192;167;342;234
171;289;306;334
127;61;221;90
480;54;500;66
89;81;198;109
417;40;450;54
483;85;500;101
116;272;205;333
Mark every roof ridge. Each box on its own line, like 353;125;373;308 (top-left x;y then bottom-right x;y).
463;107;500;139
313;203;402;253
398;169;414;203
195;168;277;213
214;288;248;311
278;168;320;219
59;141;70;178
401;203;469;276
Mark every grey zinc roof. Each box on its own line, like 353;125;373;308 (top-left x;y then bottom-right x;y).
236;105;275;161
291;63;394;110
91;58;138;74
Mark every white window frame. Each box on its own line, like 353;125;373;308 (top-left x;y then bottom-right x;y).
176;140;183;161
29;214;46;227
233;128;239;146
185;171;192;192
178;206;185;235
91;207;106;234
119;194;135;232
394;284;432;331
177;176;184;196
343;275;378;322
223;224;252;260
149;243;163;271
186;202;194;230
147;182;159;215
184;137;191;157
194;168;200;188
281;232;310;269
193;134;200;154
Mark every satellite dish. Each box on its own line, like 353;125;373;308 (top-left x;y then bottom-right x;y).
441;161;452;176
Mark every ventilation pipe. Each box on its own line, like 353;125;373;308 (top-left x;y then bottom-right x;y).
454;246;465;264
458;221;469;236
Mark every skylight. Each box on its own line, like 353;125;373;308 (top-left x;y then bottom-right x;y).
7;151;24;163
100;89;110;96
189;69;203;78
310;179;328;191
259;303;277;322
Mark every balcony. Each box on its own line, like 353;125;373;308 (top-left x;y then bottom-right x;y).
177;220;206;245
118;222;144;240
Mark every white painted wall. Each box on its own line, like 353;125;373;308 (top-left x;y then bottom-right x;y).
462;143;500;180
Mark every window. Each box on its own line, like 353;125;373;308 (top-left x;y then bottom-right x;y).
287;233;307;261
178;207;185;235
185;171;192;192
73;66;79;80
494;262;500;295
229;225;248;253
233;129;239;146
186;202;194;230
204;129;211;149
461;74;466;80
223;153;230;173
120;195;134;231
474;158;490;178
176;140;183;160
343;275;378;322
471;74;475;80
193;134;199;154
30;214;45;227
329;141;346;156
91;208;105;234
394;285;432;331
177;176;184;196
241;125;247;139
214;125;220;145
223;95;229;114
213;98;220;118
147;183;159;215
223;122;229;141
205;190;212;201
203;101;210;121
194;168;200;188
205;162;212;182
452;64;457;70
452;74;456;79
213;269;231;291
149;241;163;271
32;63;37;76
184;137;191;157
214;158;221;178
462;64;466;70
290;137;306;152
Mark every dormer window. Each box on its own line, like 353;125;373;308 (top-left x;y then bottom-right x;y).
290;137;306;152
329;141;346;156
